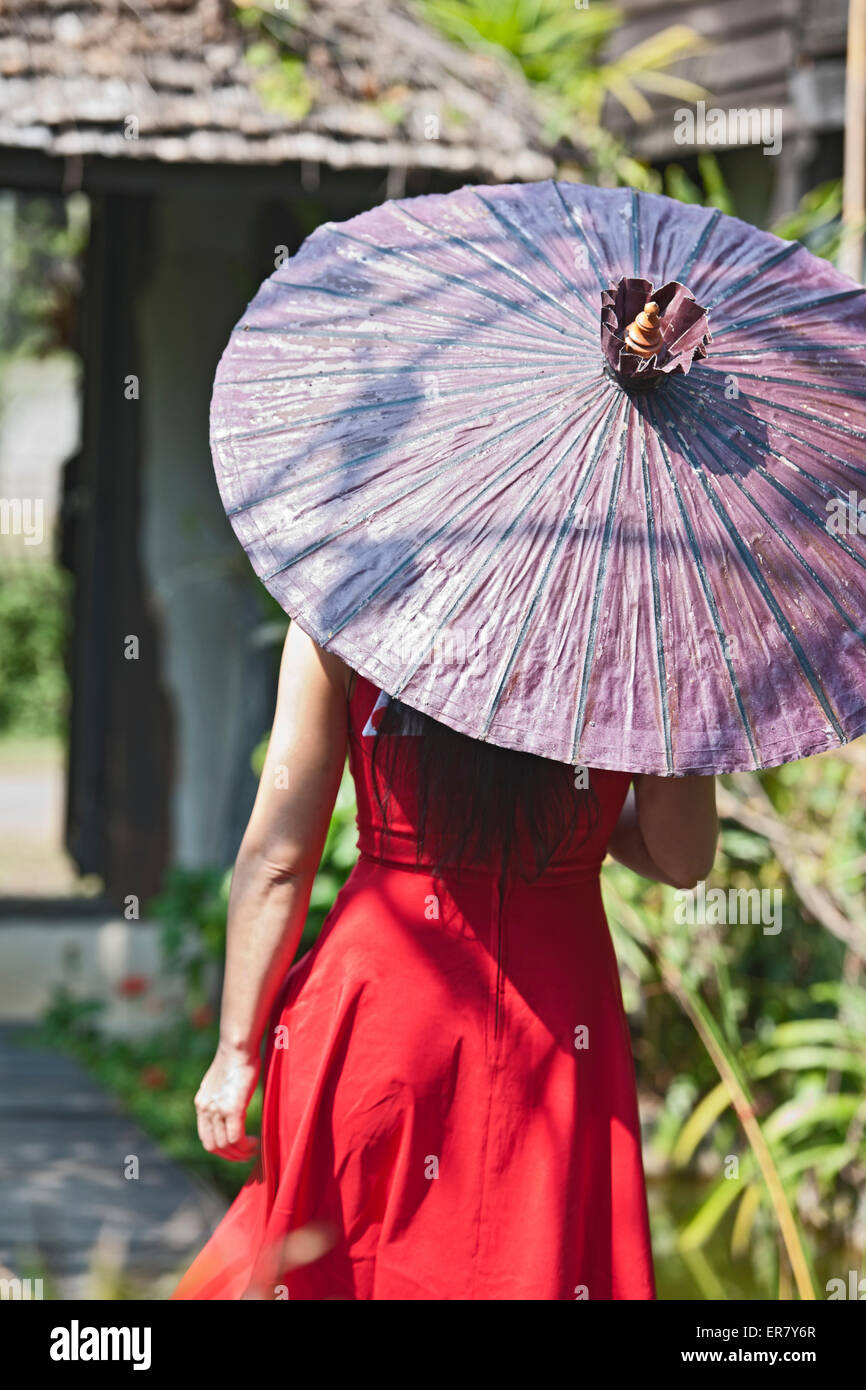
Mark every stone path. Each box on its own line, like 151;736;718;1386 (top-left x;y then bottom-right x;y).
0;1024;226;1299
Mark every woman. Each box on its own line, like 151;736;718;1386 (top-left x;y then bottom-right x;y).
172;620;718;1301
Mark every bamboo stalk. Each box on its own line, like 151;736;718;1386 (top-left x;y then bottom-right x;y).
603;878;817;1300
661;960;817;1302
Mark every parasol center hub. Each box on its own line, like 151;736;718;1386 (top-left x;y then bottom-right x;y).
600;277;711;390
624;301;663;358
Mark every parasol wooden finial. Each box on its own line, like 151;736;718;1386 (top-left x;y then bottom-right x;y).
624;301;662;358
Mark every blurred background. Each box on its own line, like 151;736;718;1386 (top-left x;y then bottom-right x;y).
0;0;864;1300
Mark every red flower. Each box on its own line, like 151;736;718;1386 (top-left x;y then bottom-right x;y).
117;974;150;998
140;1064;168;1090
189;1004;215;1029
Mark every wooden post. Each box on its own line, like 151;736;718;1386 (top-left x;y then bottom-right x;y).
62;192;173;907
842;0;866;281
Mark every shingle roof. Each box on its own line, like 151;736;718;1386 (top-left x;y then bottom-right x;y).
0;0;554;179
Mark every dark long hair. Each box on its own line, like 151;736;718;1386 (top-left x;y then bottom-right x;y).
368;693;599;883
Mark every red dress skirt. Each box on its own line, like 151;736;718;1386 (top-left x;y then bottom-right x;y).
172;675;655;1300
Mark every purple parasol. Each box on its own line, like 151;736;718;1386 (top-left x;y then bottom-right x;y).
211;181;866;775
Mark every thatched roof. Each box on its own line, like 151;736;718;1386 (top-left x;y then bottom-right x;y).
0;0;554;180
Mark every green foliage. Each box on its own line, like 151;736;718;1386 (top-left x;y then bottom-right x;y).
420;0;619;87
0;563;70;737
148;865;233;1010
233;4;313;120
664;153;735;214
770;180;850;263
39;986;104;1040
419;0;705;185
604;750;866;1297
244;41;314;120
668;990;866;1288
0;193;87;357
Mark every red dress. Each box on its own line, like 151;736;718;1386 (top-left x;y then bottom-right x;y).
172;675;655;1300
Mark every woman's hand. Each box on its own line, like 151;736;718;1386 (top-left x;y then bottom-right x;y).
194;1041;261;1161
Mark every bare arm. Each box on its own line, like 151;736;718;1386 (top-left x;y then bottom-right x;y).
607;774;719;890
194;622;349;1160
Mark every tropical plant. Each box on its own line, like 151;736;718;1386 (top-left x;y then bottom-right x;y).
770;179;864;266
603;744;866;1300
418;0;707;184
663;153;735;214
0;563;70;737
0;192;87;357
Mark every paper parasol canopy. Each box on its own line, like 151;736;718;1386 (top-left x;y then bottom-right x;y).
210;181;866;775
